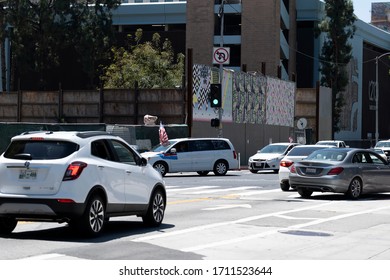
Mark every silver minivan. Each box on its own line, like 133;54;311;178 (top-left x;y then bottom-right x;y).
141;138;239;176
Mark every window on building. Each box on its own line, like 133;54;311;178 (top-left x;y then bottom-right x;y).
214;13;241;36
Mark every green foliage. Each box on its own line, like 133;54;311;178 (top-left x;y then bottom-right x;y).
101;29;185;89
0;0;121;89
317;0;356;134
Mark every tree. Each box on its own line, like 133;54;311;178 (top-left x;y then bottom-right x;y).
0;0;120;90
101;29;185;89
316;0;356;135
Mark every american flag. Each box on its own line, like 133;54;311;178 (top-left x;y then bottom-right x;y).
159;122;169;146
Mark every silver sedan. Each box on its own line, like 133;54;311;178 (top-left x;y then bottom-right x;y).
289;148;390;199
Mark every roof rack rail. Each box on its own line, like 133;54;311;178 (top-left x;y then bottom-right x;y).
76;131;111;139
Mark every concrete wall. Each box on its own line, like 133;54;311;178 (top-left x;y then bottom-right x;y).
192;121;292;166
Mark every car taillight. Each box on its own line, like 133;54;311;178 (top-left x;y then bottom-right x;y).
290;164;296;173
233;151;237;159
57;199;75;204
63;161;87;181
327;167;344;175
280;160;293;167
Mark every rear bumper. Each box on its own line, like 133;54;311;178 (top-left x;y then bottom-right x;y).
289;176;348;193
0;197;85;222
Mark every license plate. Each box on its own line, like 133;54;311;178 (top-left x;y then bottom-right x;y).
19;169;37;180
255;162;264;168
305;168;316;174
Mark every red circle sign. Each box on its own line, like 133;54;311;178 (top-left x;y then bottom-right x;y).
213;47;230;64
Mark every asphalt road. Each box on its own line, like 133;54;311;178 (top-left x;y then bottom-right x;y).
2;169;390;261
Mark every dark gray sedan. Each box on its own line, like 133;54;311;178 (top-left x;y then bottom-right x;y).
289;148;390;199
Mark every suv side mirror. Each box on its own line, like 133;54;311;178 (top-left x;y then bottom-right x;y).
139;157;147;166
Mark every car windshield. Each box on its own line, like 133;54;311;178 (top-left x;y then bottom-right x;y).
287;146;327;156
4;140;79;160
258;144;289;154
151;140;178;152
375;142;390;148
306;150;347;162
317;141;337;146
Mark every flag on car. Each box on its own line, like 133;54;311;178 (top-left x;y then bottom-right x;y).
159;122;169;146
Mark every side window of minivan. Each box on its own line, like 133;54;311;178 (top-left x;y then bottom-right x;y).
173;141;188;153
212;140;230;150
189;140;214;152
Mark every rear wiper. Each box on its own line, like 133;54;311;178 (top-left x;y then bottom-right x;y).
13;153;33;160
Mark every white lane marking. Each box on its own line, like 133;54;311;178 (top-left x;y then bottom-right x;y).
182;204;390;252
191;186;259;194
132;201;337;242
19;253;82;260
232;189;281;196
202;204;252;211
166;185;222;192
274;214;316;220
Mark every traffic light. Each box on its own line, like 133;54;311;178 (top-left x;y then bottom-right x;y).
210;84;222;108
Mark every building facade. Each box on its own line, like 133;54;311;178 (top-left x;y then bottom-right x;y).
371;2;390;32
115;0;297;81
296;0;390;145
112;0;390;146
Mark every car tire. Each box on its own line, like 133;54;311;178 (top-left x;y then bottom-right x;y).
75;194;106;237
0;217;18;234
297;188;313;198
346;177;362;199
143;189;166;227
153;161;168;177
197;171;209;176
249;170;258;174
213;160;228;176
280;182;290;191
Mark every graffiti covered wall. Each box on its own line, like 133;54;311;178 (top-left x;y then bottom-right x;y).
192;64;295;127
265;77;295;127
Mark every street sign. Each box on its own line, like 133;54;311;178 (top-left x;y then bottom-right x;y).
213;47;230;65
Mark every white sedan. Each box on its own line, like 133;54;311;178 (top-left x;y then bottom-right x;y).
279;145;332;191
248;142;299;173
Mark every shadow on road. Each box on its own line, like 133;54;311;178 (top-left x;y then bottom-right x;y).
0;220;176;243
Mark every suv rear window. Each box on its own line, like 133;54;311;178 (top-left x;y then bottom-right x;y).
4;140;79;160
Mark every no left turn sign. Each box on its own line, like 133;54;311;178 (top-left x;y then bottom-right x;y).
213;47;230;65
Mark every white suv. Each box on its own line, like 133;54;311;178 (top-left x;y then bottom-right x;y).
0;131;166;236
141;138;239;176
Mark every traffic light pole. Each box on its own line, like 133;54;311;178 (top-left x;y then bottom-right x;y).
218;0;226;138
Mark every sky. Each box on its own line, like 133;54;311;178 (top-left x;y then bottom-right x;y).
352;0;389;23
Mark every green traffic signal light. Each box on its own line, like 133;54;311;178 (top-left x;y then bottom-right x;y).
210;84;221;108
